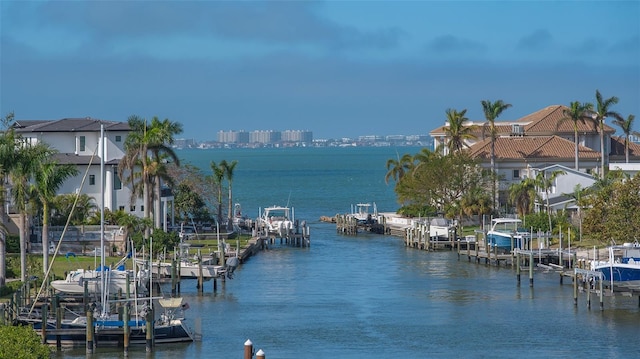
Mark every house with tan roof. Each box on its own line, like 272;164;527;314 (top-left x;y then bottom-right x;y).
430;105;639;213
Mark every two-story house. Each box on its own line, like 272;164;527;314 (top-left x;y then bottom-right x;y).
9;117;175;250
430;105;640;213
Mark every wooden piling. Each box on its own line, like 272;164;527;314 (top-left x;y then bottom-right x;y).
56;305;63;350
86;309;94;354
145;307;153;352
256;349;266;359
123;303;130;356
244;339;253;359
41;302;48;344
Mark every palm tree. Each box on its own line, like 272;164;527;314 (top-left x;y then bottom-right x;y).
443;108;477;154
210;161;226;229
558;101;594;170
0;112;17;286
590;90;623;178
563;184;587;241
385;153;413;185
10;142;52;281
534;169;566;233
120;115;182;237
222;160;238;228
148;117;182;229
481;99;512;211
612;114;638;163
33;157;78;274
508;178;537;217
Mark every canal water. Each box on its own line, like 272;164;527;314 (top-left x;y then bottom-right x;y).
57;147;639;358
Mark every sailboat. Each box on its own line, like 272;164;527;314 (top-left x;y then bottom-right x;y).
17;124;195;346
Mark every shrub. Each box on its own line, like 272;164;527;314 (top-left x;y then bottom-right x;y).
0;324;51;359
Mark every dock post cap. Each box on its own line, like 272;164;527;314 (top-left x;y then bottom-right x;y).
256;349;265;355
244;339;253;345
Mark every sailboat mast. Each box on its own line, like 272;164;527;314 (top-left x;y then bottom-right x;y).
100;124;107;316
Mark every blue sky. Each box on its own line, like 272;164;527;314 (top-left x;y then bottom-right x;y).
1;1;638;141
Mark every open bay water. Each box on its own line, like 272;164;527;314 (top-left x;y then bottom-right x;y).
58;146;639;358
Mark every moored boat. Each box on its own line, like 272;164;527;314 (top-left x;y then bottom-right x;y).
258;205;294;236
591;242;640;285
485;218;530;252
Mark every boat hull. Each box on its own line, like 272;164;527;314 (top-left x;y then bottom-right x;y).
594;263;640;285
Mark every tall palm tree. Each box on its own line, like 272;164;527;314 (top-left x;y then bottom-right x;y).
443;108;477;154
210;161;226;229
481;99;512;211
0;112;17;286
558;101;594;170
10;142;52;281
33;157;78;274
148;117;182;229
563;184;587;241
222;160;238;228
590;90;623;178
534;169;566;233
120;115;182;237
612;114;638;163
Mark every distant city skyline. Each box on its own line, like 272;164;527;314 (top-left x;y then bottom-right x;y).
2;2;638;140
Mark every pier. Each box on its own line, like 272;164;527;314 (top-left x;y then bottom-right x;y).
375;212;640;309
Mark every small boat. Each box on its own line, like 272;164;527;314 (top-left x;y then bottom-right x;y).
429;217;456;241
258;205;294;236
592;242;640;285
485;218;530;252
350;203;378;225
51;254;148;295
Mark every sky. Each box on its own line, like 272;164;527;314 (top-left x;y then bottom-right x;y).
1;1;639;141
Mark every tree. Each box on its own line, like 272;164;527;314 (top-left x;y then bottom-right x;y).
442;108;477;154
33;157;78;274
590;90;623;178
0;324;51;359
10;142;52;281
385;153;413;185
51;193;98;226
222;160;238;228
0;112;18;286
583;173;640;243
481;99;512;211
395;151;492;220
612;114;638;163
508;177;537;217
563;184;588;241
120;115;182;237
558;101;594;170
534;169;566;233
147;117;182;229
210;161;226;228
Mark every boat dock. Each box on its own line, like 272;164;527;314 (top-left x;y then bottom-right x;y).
372;212;640;309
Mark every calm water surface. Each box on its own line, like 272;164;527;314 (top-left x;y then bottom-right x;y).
58;147;639;358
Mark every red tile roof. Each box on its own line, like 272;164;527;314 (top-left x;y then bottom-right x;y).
467;135;601;161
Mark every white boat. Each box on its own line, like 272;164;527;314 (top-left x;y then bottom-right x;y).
350;203;378;225
258;205;294;236
485;218;530;252
429;217;456;241
51;254;147;295
591;242;640;286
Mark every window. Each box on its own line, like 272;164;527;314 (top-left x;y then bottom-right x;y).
130;206;136;211
140;205;144;212
119;206;125;211
89;174;95;185
79;136;86;151
113;167;122;190
513;170;520;179
115;135;121;142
